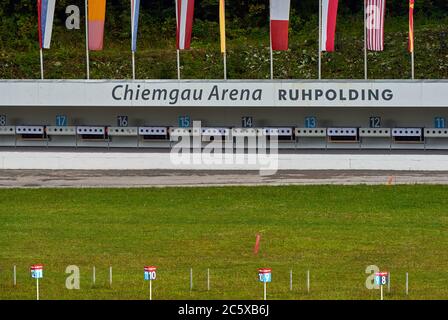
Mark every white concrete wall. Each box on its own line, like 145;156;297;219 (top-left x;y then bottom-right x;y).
1;151;448;171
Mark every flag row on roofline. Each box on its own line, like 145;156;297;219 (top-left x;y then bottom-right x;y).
37;0;416;80
38;0;415;53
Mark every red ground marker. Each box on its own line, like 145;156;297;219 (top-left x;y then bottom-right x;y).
254;234;261;255
387;176;395;185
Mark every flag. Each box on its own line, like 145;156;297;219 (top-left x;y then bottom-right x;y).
37;0;56;49
88;0;107;51
409;0;414;53
270;0;291;51
365;0;386;51
131;0;140;52
176;0;195;50
219;0;226;53
321;0;339;52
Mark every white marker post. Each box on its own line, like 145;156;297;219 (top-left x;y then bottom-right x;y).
13;265;16;287
307;270;310;293
190;268;193;291
406;272;409;295
207;268;210;291
375;272;389;301
92;266;96;286
258;268;272;301
144;266;157;300
388;272;391;293
109;266;112;287
30;264;43;300
289;269;293;291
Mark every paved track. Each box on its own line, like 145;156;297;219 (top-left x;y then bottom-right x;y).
1;170;448;188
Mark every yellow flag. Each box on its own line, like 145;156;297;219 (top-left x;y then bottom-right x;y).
219;0;226;53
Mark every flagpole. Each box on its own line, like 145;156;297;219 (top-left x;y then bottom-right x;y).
223;51;227;80
39;48;44;80
220;0;227;80
269;43;273;80
410;1;415;80
364;0;367;80
132;51;136;80
85;0;90;80
318;0;322;80
269;0;273;80
131;0;135;80
175;0;181;80
176;50;181;80
411;51;415;80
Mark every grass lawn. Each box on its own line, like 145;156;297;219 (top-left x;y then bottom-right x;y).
0;185;447;300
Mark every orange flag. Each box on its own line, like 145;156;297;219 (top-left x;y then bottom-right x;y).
409;0;414;53
88;0;107;51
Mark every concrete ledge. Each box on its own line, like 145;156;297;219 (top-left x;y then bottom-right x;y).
1;151;448;171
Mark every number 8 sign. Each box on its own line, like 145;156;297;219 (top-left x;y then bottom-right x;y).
374;272;389;286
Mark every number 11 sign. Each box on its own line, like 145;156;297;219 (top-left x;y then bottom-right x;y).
30;264;43;300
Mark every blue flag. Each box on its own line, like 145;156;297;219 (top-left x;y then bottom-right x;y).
131;0;141;52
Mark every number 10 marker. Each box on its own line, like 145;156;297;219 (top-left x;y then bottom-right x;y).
144;266;157;300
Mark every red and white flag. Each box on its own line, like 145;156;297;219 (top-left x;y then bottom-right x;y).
176;0;195;50
365;0;386;51
270;0;291;51
321;0;339;52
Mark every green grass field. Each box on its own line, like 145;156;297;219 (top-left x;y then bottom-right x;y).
0;185;447;300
